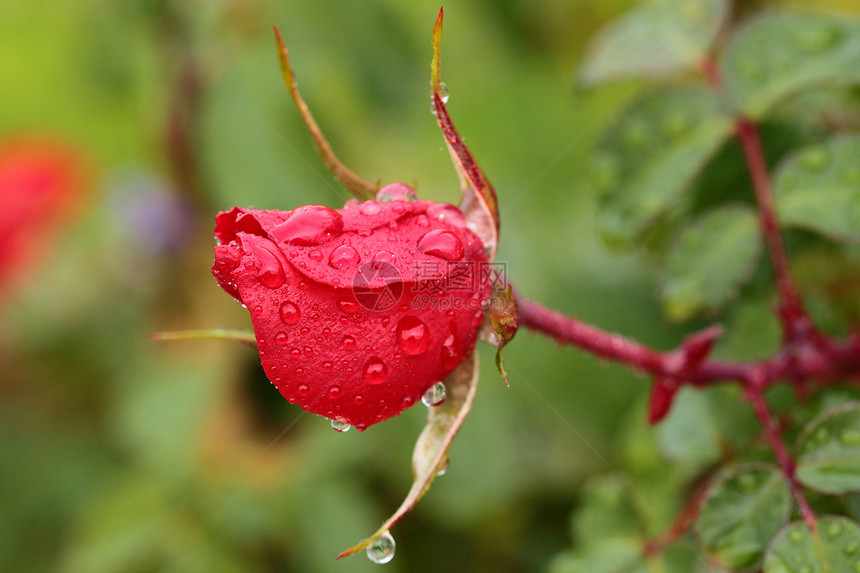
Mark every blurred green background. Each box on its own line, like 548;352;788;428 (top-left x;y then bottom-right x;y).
1;1;857;572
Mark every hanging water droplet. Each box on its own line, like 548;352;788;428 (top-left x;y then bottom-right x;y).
397;315;431;355
422;382;447;407
342;335;357;351
418;229;464;261
438;82;450;104
366;531;396;564
331;419;350;432
280;301;301;325
329;244;361;269
272;205;344;246
363;357;388;385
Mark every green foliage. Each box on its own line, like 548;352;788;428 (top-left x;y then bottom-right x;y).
763;517;860;573
660;206;761;321
579;0;729;86
796;402;860;495
774;134;860;242
721;11;860;119
695;465;792;569
593;85;733;246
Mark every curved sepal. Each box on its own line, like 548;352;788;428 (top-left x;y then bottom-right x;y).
430;9;500;260
338;352;479;559
273;26;378;200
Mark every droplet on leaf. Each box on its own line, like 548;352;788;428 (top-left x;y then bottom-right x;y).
366;531;395;564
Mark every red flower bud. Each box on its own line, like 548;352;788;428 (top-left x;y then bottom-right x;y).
212;184;490;430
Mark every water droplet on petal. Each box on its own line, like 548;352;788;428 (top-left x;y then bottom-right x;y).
359;201;381;216
338;296;360;314
427;203;466;228
422;382;447;407
354;394;364;405
376;183;417;203
342;336;357;351
331;419;350;432
280;301;301;325
441;333;461;371
418;229;464;261
363;357;388;385
308;249;323;262
272;205;343;246
366;531;395;564
274;332;289;346
416;214;430;227
329;244;361;269
397;315;431;355
297;384;310;396
328;386;342;399
372;250;396;266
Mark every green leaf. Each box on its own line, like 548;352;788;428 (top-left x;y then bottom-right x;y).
695;464;792;569
656;388;721;465
763;517;860;573
660;205;762;321
796;401;860;494
579;0;729;86
721;11;860;119
774;134;860;243
573;475;642;546
338;352;479;559
549;540;645;573
593;86;733;246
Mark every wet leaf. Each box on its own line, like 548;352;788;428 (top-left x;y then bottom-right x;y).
338;352;479;559
720;11;860;119
579;0;729;86
795;401;860;494
593;86;733;246
763;517;860;573
273;27;377;200
660;205;761;321
774;134;860;243
430;8;500;260
695;464;792;569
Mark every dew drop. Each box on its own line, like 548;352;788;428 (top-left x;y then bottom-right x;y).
328;386;342;399
331;419;350;432
322;361;333;372
439;82;450;104
359;201;381;216
272;205;344;246
422;382;447;407
329;244;361;269
416;214;430;227
418;229;464;261
249;241;288;289
303;346;314;357
274;332;289;346
290;347;301;358
308;249;323;262
366;531;395;564
441;333;461;371
363;357;388;385
427;203;466;227
828;522;843;538
436;460;449;476
338;296;361;314
354;394;364;405
297;384;310;396
397;315;431;355
280;301;301;325
252;305;263;315
342;336;357;351
376;183;417;203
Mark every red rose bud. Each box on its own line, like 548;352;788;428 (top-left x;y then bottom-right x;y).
212;184;490;430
